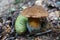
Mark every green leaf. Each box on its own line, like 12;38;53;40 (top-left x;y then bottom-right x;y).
14;0;25;4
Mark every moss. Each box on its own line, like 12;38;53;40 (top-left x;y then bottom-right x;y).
15;15;28;34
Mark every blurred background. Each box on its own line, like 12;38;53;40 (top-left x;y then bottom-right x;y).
0;0;60;40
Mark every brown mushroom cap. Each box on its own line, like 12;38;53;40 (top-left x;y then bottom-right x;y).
21;5;48;18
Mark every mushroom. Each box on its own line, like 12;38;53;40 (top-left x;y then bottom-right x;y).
21;5;49;33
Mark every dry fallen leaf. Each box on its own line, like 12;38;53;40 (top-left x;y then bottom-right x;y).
2;25;11;36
